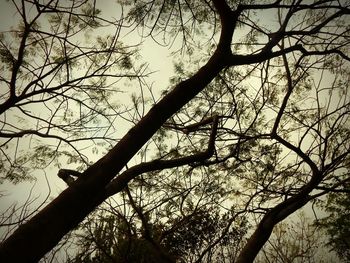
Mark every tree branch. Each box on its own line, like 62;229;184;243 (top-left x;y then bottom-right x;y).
125;187;175;263
105;116;219;196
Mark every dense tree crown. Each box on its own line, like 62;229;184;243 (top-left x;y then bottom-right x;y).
0;0;349;262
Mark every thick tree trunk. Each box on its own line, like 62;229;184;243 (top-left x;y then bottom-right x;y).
0;60;220;262
0;18;235;260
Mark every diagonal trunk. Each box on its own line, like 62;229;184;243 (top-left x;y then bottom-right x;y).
0;38;230;263
236;184;317;263
0;2;238;261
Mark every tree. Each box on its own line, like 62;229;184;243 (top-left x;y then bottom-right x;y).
68;199;246;262
0;0;349;262
317;187;350;261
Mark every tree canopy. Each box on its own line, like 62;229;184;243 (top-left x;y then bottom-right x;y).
0;0;349;262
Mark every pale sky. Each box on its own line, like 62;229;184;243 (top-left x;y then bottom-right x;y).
0;0;177;219
0;3;345;262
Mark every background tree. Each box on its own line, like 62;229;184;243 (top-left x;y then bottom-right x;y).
68;201;246;262
67;182;247;263
0;0;349;262
317;186;350;261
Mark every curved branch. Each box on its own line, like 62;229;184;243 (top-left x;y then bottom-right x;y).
105;116;218;196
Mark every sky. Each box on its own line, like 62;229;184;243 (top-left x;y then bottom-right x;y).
0;0;329;223
0;0;178;221
0;1;345;261
0;0;336;215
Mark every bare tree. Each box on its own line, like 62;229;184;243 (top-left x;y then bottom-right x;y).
0;0;349;262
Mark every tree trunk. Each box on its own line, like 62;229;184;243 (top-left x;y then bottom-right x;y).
236;193;313;263
0;40;231;263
